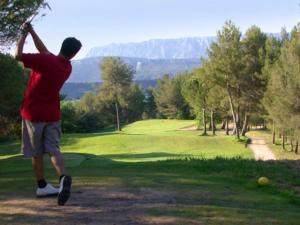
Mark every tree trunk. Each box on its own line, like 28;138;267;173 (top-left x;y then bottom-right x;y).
225;117;229;135
115;102;121;131
211;110;216;135
263;119;267;130
209;115;212;130
291;139;294;152
232;126;236;135
272;121;276;145
282;131;285;150
227;87;239;139
221;119;226;130
241;114;248;136
202;108;207;135
295;141;298;154
236;107;241;130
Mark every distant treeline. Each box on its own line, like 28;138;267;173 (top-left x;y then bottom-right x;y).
61;80;157;99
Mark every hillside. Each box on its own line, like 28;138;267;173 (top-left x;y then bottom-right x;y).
61;80;157;99
69;57;200;82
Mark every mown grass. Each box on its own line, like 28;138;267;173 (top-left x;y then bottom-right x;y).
0;120;299;225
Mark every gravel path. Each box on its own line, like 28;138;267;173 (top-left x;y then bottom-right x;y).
249;138;276;161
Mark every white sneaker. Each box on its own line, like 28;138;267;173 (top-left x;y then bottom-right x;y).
36;183;59;198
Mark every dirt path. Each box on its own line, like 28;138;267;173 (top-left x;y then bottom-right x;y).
249;138;276;161
0;187;204;225
179;125;198;131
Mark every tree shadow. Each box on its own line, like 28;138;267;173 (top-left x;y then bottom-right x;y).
0;153;300;224
0;141;21;157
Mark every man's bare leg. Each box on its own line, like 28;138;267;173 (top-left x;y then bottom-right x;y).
50;151;66;176
32;156;45;181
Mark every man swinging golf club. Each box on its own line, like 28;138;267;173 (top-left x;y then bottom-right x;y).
15;22;81;205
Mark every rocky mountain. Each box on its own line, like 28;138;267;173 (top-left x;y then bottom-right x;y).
86;37;216;59
68;36;218;82
69;57;200;82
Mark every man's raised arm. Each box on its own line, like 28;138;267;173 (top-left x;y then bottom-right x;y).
27;23;50;53
15;29;28;61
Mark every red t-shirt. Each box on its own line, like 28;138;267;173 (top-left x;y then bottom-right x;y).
21;53;72;122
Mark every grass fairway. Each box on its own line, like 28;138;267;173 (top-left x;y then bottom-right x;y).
0;120;300;225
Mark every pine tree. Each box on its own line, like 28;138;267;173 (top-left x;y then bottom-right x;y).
240;26;267;136
207;21;244;139
182;68;210;135
99;57;134;131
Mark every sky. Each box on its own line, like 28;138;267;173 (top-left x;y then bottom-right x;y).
17;0;300;59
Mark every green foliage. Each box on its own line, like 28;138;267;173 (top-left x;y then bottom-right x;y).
0;0;49;47
100;56;134;101
61;93;107;133
240;26;268;120
61;101;78;132
153;74;191;119
0;53;26;139
143;88;158;119
121;84;145;123
208;20;244;90
264;25;300;141
0;54;24;117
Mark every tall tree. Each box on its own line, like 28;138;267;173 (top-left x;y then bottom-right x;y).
208;21;244;139
262;35;281;143
240;26;267;136
182;68;210;135
99;57;134;131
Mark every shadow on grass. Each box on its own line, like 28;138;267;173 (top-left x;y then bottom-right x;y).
1;153;300;193
0;153;300;225
0;141;21;157
103;152;186;159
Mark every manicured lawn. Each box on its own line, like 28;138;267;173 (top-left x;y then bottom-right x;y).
60;120;252;162
0;120;299;225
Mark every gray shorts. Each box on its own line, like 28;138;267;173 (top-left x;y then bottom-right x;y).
21;120;62;157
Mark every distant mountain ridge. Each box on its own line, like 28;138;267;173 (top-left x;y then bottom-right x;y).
69;57;200;83
71;37;213;82
86;37;216;59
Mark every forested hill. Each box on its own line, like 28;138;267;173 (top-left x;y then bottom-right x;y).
61;80;157;99
69;57;200;82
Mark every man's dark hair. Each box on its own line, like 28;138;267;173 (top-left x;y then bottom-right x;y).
60;37;82;58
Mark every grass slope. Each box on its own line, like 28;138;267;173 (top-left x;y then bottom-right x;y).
0;120;299;225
